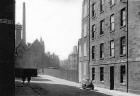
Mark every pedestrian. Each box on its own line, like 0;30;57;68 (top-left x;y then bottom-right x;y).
22;72;26;84
27;76;31;83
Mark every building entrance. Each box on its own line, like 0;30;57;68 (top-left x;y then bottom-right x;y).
110;66;114;90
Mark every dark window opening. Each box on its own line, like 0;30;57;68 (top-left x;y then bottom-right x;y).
100;67;104;81
120;8;126;27
100;0;104;12
120;65;126;83
100;43;104;58
92;67;95;80
100;20;104;35
92;25;95;38
110;40;115;57
92;3;95;17
120;36;126;55
92;46;95;60
110;14;115;31
110;0;115;6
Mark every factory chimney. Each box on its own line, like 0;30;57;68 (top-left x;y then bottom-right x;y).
23;2;26;43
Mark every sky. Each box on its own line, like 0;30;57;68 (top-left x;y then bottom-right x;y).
16;0;82;60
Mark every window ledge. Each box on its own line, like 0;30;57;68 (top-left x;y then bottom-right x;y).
100;10;104;14
92;59;96;61
84;35;87;38
92;15;96;19
120;25;126;29
100;33;104;37
92;38;95;41
120;82;126;86
110;56;115;59
120;54;126;57
100;58;104;60
100;81;104;83
92;80;96;83
110;4;115;9
110;30;115;33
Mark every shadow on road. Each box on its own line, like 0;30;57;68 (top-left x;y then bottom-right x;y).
15;78;111;96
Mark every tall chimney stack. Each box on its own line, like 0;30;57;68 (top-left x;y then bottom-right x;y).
23;2;26;43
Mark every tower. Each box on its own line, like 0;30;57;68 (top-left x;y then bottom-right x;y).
23;2;26;43
15;23;22;47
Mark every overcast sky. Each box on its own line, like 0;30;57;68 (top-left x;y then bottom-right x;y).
16;0;82;60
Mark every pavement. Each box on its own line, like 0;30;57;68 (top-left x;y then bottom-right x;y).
39;75;140;96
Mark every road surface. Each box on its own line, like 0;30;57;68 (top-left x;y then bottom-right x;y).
15;76;111;96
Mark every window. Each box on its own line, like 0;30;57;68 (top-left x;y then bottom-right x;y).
92;67;95;80
100;0;104;12
79;45;82;57
110;14;115;31
110;40;115;57
100;20;104;35
120;8;126;27
120;36;126;55
110;0;115;6
92;3;95;17
83;3;88;18
100;43;104;58
92;25;95;38
84;43;87;56
84;63;87;75
83;24;87;37
120;65;126;83
100;67;104;81
120;0;127;3
92;46;95;60
79;62;82;82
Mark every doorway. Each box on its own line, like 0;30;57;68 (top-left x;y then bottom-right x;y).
110;66;114;90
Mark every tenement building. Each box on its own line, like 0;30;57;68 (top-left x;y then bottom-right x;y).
88;0;140;94
78;0;90;82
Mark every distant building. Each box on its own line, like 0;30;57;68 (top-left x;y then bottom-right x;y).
15;2;45;73
15;23;22;47
60;46;78;70
68;46;78;70
26;39;45;69
60;59;69;70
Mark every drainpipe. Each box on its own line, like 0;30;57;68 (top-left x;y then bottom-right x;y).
88;0;91;80
78;41;79;82
126;0;129;93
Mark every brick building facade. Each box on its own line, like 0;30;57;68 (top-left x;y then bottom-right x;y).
79;0;140;94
